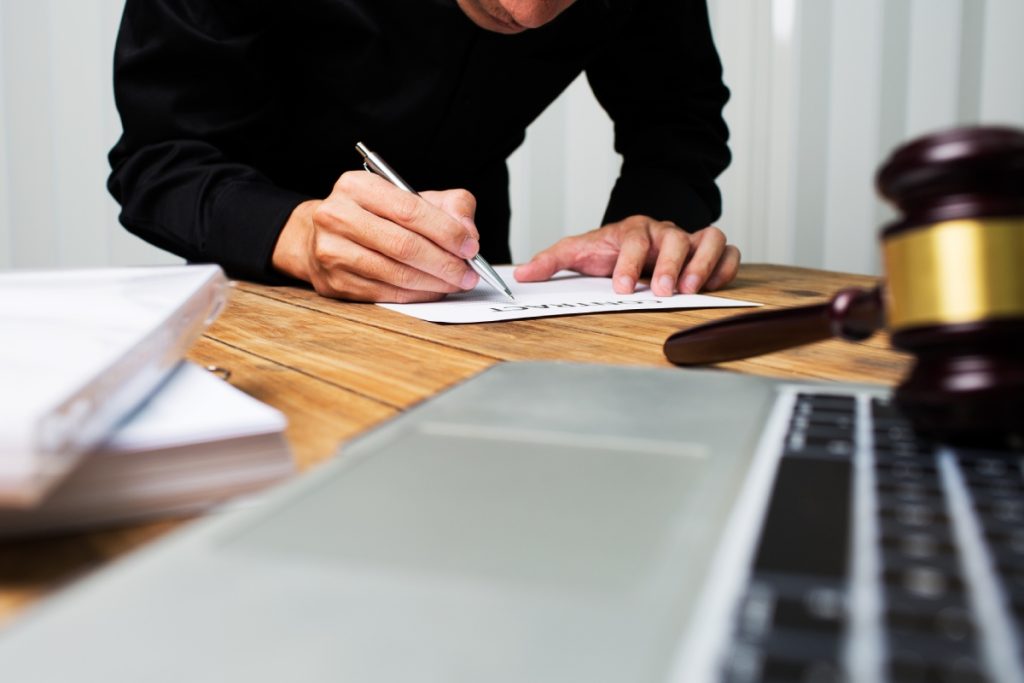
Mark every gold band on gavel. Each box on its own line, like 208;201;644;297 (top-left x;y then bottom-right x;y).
883;218;1024;330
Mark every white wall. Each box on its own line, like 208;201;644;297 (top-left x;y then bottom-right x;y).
1;0;1022;274
708;0;1024;275
0;0;179;269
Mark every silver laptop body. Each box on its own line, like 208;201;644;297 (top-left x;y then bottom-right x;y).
1;361;1019;682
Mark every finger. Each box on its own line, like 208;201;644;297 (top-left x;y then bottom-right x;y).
306;233;447;302
513;251;560;282
703;244;742;291
421;189;480;241
338;171;479;259
323;235;466;294
678;227;727;293
648;227;691;296
314;195;478;291
513;238;585;282
316;267;447;304
611;231;651;294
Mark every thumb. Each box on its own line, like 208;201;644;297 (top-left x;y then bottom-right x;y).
422;189;479;240
514;250;567;282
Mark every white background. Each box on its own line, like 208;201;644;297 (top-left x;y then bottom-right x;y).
1;0;1022;275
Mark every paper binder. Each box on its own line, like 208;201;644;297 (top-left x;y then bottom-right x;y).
0;264;229;506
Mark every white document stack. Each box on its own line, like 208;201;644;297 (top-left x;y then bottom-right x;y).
0;362;293;537
0;264;293;535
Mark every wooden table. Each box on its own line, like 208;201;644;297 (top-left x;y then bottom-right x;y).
0;264;910;627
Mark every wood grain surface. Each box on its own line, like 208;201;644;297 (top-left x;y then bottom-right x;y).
0;264;910;628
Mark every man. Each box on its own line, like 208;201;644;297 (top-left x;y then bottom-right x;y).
109;0;740;303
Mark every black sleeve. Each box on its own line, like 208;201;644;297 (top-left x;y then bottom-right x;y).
585;0;731;231
107;0;309;281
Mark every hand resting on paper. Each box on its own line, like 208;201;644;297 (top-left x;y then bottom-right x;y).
514;216;741;297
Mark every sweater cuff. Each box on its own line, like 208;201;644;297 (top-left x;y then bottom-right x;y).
208;181;312;283
602;169;720;232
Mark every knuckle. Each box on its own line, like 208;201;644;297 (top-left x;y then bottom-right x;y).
690;265;711;280
688;257;712;276
662;254;686;271
310;235;333;266
439;257;466;281
622;215;647;232
335;171;361;194
345;279;378;303
310;202;335;232
346;249;371;275
706;226;726;243
658;220;682;235
451;188;476;211
393;234;423;263
392;193;423;225
315;271;349;299
392;264;421;290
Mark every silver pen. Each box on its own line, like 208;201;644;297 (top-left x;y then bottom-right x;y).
355;142;515;302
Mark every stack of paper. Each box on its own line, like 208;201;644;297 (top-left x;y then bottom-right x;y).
0;265;230;505
0;264;293;536
0;362;294;537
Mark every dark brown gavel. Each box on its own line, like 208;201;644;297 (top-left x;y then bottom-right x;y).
664;126;1024;443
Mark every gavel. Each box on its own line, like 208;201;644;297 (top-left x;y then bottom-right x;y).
664;125;1024;444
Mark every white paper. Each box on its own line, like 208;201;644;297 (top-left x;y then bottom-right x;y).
0;362;294;537
378;266;760;323
106;362;287;452
0;265;228;505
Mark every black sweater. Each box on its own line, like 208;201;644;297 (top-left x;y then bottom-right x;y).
109;0;730;281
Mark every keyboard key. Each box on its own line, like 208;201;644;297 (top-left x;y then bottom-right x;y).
881;507;949;533
876;458;939;476
882;531;957;561
723;630;844;683
974;498;1024;524
875;442;936;460
771;593;844;636
888;652;989;683
791;416;855;435
986;528;1024;556
876;478;943;503
884;565;965;600
796;394;856;411
887;604;974;642
753;458;851;578
760;655;842;683
739;577;847;639
880;520;955;545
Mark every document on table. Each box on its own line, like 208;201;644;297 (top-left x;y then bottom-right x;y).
378;266;760;324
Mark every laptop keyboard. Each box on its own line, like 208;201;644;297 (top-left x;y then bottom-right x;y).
722;391;1024;683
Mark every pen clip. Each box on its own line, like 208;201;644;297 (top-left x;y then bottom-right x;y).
355;141;414;193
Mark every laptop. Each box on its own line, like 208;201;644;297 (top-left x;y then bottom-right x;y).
0;361;1021;682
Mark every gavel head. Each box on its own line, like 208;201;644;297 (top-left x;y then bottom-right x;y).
876;125;1024;444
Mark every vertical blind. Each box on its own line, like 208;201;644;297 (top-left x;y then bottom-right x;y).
1;0;1022;274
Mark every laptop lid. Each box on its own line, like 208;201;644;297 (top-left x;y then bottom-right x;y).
0;362;875;682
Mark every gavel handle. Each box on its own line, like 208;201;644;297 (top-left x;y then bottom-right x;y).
663;286;885;366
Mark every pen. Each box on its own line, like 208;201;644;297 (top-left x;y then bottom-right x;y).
355;142;515;302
